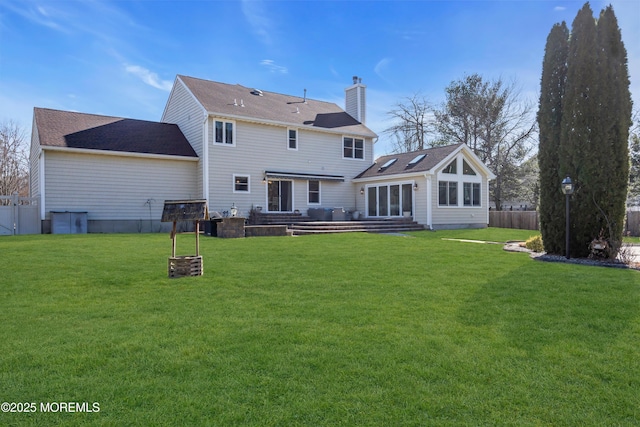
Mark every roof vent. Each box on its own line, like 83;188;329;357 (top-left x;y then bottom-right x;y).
251;89;263;96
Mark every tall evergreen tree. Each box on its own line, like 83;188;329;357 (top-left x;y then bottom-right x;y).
595;6;631;252
538;2;631;258
559;2;600;258
537;22;569;254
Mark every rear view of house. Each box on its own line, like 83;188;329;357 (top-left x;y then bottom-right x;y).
29;76;377;232
30;74;494;233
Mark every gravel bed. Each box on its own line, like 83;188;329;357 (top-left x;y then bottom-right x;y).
503;242;639;271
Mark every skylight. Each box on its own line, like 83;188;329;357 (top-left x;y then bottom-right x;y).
379;158;397;171
407;153;426;167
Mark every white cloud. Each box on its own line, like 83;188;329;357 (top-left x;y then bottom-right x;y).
374;58;392;80
260;60;288;74
241;0;274;46
124;65;173;91
554;6;566;11
2;1;69;33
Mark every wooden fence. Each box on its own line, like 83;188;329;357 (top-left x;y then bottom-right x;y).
489;209;640;236
627;211;640;236
489;211;539;230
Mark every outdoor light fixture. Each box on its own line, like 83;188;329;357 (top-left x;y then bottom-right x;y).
561;176;574;196
230;203;238;217
413;183;418;191
360;187;365;195
561;176;574;259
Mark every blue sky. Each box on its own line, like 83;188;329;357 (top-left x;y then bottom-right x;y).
1;0;638;156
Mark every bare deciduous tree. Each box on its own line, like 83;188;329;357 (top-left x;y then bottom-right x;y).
383;94;442;154
628;108;640;205
0;120;29;201
434;74;536;210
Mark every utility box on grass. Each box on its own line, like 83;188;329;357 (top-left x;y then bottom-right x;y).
51;211;87;234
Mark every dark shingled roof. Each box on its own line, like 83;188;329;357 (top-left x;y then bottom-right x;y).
34;108;197;158
178;75;377;138
355;144;464;179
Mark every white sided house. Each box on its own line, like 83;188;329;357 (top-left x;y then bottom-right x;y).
30;75;494;233
161;75;376;218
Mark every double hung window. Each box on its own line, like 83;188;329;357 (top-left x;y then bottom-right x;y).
288;129;298;150
343;137;364;159
438;181;458;206
233;175;249;193
308;180;320;204
463;182;481;206
215;120;234;145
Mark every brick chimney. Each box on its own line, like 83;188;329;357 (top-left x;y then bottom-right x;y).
345;76;366;124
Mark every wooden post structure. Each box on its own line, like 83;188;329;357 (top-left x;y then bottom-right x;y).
171;221;177;258
195;220;200;256
161;200;209;278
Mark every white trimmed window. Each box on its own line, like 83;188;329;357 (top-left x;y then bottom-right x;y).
443;159;457;174
308;180;320;204
438;156;482;208
288;128;298;150
233;174;250;193
463;159;477;175
214;120;235;145
343;137;364;159
438;181;458;206
463;182;481;206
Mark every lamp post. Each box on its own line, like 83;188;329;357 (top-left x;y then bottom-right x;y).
561;176;574;259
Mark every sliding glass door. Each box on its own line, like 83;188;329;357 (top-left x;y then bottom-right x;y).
267;180;292;212
366;183;413;217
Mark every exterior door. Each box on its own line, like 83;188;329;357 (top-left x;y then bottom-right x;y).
366;183;413;217
268;180;292;212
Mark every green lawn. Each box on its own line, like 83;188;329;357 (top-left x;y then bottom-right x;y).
1;229;639;426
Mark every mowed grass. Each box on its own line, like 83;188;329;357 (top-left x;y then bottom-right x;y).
1;229;639;426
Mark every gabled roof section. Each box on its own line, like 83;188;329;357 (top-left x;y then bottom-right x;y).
34;108;197;158
177;75;377;138
355;144;464;179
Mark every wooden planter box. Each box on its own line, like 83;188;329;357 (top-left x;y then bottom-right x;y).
168;255;203;278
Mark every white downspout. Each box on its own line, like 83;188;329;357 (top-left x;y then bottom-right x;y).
202;114;209;204
39;151;45;220
425;173;432;230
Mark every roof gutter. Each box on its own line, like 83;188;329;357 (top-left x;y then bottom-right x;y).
353;170;431;183
207;111;378;139
41;146;199;161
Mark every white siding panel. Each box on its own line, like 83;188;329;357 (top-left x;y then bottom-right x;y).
162;80;205;156
207;119;373;214
44;151;197;220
